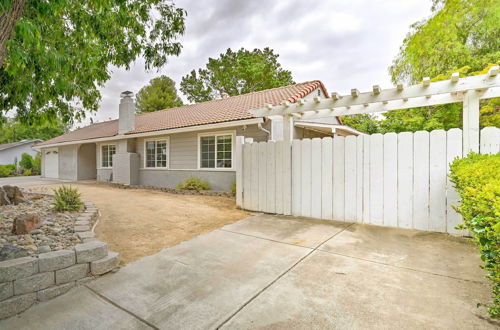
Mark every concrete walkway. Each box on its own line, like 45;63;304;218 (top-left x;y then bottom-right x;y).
1;214;497;329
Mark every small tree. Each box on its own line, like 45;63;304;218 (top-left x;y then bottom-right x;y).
19;153;33;171
136;76;183;113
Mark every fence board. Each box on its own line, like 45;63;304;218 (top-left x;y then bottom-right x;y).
333;136;345;221
311;138;322;219
429;130;447;232
446;129;463;234
383;133;398;227
397;132;413;228
283;141;293;215
242;144;252;210
355;136;363;222
321;138;333;220
235;136;244;207
369;134;383;225
258;142;267;212
292;140;302;216
362;135;371;223
413;131;430;231
250;143;259;211
480;126;500;154
344;136;357;222
275;141;284;214
266;141;276;213
301;139;312;217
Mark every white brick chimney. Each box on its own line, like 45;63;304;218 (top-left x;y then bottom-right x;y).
118;91;136;134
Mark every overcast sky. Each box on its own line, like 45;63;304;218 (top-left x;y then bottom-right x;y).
89;0;432;125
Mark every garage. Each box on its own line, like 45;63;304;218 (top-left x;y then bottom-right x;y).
43;148;59;178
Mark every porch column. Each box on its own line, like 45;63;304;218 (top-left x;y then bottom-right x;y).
282;114;294;142
462;90;480;154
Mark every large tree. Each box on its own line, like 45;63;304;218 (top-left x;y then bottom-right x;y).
0;0;186;124
390;0;499;84
180;47;294;103
136;75;183;113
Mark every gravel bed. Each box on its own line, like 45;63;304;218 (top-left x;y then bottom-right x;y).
0;194;81;256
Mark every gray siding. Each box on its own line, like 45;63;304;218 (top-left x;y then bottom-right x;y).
97;169;113;182
77;143;96;180
139;169;235;191
136;123;269;170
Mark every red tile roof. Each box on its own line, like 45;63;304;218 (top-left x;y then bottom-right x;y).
38;81;329;146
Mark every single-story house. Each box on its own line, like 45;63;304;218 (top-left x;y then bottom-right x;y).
35;81;360;191
0;139;42;166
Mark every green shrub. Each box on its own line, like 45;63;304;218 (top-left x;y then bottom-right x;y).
4;164;16;172
230;181;236;196
19;153;34;170
22;169;32;176
449;152;500;318
52;186;83;212
176;177;211;191
32;153;41;175
0;165;14;177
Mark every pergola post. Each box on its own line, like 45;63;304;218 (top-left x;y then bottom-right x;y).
462;90;480;154
282;114;294;141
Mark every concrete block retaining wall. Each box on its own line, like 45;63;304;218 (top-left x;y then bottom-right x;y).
0;201;120;319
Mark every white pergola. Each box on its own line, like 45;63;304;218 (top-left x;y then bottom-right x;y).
251;66;500;154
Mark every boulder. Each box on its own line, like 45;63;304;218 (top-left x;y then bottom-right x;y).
12;214;40;235
0;245;29;262
0;185;24;205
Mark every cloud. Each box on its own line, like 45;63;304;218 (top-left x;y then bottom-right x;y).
90;0;431;125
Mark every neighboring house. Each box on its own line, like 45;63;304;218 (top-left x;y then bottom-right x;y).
0;140;42;166
35;81;360;191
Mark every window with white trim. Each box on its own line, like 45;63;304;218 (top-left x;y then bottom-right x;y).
101;144;116;168
200;134;232;169
145;139;168;168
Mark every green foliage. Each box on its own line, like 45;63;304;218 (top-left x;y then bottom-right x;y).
52;186;83;212
180;47;294;103
136;75;183;113
449;153;500;318
19;152;33;170
1;0;186;124
32;153;41;175
230;181;236;196
390;0;500;84
341;114;380;134
0;118;67;144
0;165;14;177
176;177;211;191
22;168;32;176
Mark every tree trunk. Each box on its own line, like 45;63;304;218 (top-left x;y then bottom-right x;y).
0;0;26;68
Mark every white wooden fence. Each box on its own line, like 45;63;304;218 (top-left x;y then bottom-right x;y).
236;127;500;234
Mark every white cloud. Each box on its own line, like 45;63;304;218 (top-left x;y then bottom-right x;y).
90;0;432;124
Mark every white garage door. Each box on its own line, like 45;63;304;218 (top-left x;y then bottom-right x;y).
44;148;59;178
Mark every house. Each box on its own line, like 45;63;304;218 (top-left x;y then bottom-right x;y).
0;140;42;166
35;81;359;191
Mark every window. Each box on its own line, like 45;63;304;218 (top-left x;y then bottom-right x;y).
145;139;167;168
101;144;116;168
199;133;233;169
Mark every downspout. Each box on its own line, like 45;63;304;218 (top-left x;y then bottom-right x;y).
257;122;271;140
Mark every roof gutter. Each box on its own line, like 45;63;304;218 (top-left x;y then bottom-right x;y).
34;118;264;150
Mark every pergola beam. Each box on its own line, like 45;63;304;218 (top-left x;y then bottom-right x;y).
251;69;500;118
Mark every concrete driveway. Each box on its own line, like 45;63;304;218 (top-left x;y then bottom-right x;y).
0;176;66;187
1;214;496;329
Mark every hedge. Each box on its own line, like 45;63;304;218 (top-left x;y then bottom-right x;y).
449;152;500;318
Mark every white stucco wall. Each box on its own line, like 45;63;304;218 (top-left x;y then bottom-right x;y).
0;143;39;165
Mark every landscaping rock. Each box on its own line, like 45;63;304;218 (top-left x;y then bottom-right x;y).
0;293;36;319
12;214;41;235
37;282;75;302
0;244;29;261
77;231;95;240
75;241;107;263
0;282;13;301
38;250;75;272
0;185;24;206
14;272;54;295
91;251;119;275
0;256;38;282
74;225;90;232
37;245;51;254
55;263;89;284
